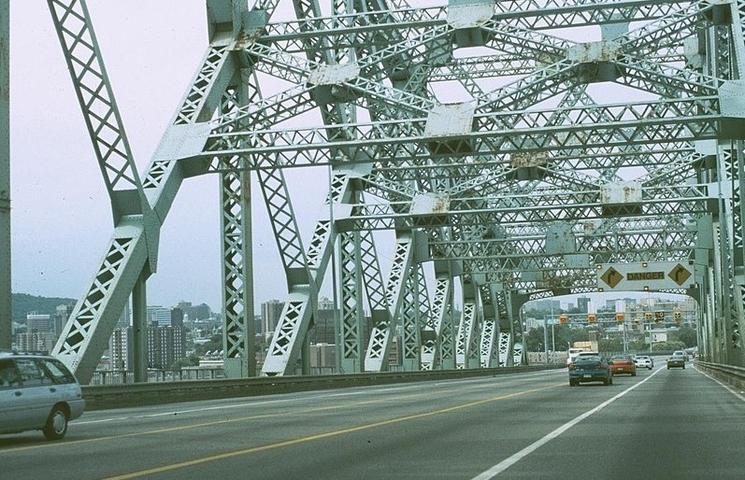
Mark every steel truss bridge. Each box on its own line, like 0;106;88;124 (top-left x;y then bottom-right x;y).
37;0;745;383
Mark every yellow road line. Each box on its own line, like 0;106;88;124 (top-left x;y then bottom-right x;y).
104;383;562;480
0;393;423;454
0;372;555;455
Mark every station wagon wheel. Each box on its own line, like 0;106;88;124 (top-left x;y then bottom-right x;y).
42;405;68;440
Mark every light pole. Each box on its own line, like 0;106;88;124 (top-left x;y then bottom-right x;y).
543;316;549;364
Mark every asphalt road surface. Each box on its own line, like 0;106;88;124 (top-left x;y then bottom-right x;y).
2;363;744;479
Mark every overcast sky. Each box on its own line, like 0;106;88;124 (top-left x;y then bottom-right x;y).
9;1;347;312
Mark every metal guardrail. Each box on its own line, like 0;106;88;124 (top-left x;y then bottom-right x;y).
695;360;745;390
81;365;563;411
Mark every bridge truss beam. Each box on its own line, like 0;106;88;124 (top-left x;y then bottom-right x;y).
48;0;745;381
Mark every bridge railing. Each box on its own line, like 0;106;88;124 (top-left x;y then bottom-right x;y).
81;365;563;410
90;368;227;385
695;360;745;391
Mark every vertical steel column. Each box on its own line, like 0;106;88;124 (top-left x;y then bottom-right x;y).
338;231;364;373
456;277;480;369
364;233;415;372
421;268;452;370
131;274;147;383
0;0;9;350
400;266;421;371
220;84;256;379
479;284;497;368
220;169;256;378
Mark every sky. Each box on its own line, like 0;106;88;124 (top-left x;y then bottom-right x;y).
8;1;691;314
9;1;344;312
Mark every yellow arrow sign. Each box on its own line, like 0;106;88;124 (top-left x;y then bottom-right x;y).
668;263;691;286
601;267;623;288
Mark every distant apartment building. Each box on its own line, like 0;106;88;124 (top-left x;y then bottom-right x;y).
16;331;56;353
116;301;130;328
309;343;336;370
53;304;73;336
146;322;186;369
171;307;184;328
147;306;172;327
261;299;284;339
110;311;187;370
577;297;590;313
307;297;336;345
26;313;51;333
110;327;132;370
254;314;262;336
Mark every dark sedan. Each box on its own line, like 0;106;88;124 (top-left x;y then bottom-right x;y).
569;355;613;386
667;355;686;369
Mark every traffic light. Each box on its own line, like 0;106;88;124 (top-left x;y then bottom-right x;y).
588;313;597;324
673;311;682;324
654;311;664;323
559;314;569;325
644;312;653;322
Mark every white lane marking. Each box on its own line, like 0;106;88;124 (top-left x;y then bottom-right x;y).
78;370;559;425
434;370;564;386
75;417;125;425
694;366;745;403
470;367;665;480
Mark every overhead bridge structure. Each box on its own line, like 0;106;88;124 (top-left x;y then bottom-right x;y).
44;0;745;383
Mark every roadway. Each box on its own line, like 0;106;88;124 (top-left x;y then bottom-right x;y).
2;361;744;479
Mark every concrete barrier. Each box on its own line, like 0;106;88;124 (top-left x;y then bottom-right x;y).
81;365;563;410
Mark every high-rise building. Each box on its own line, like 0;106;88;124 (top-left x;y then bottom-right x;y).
117;300;130;328
26;313;51;333
170;307;184;328
308;297;336;345
254;314;262;335
53;304;72;337
109;327;132;370
261;299;284;338
147;306;171;327
309;343;336;370
16;331;56;353
146;322;187;369
577;297;590;313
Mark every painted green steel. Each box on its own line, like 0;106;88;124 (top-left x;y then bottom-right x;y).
46;0;745;381
0;0;9;350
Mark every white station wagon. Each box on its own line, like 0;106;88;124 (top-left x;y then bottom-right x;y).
0;351;85;440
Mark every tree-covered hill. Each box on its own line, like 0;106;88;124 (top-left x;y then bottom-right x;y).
12;293;76;322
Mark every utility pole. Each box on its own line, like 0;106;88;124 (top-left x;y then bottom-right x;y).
543;315;549;364
0;0;10;350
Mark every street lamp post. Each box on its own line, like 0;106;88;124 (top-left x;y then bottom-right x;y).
543;316;549;364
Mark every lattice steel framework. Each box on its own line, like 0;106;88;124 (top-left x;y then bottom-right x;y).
47;0;745;382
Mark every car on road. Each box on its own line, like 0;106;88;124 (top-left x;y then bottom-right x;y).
671;350;688;362
0;351;85;440
667;353;686;369
569;354;613;386
566;348;586;367
633;355;654;370
566;351;600;367
609;354;637;376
